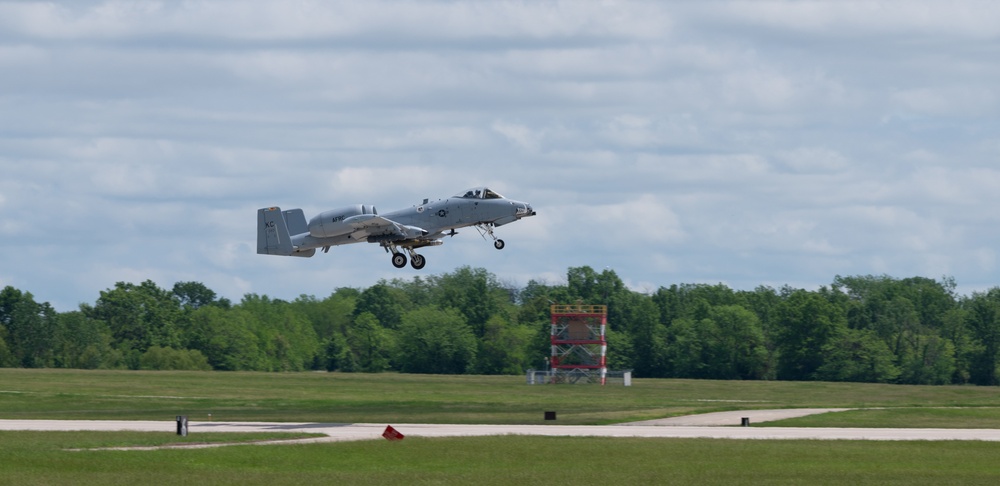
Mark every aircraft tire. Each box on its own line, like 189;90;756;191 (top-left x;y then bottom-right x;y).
411;254;426;270
391;253;407;268
494;239;505;250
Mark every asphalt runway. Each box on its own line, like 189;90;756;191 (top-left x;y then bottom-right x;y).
3;417;1000;445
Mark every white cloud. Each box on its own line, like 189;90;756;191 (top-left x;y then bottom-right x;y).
2;0;1000;309
775;147;851;174
492;121;540;151
892;87;999;117
711;2;1000;39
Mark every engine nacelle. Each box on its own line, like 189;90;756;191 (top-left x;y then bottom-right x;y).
308;204;377;238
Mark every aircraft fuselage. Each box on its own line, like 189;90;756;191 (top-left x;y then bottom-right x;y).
257;186;535;270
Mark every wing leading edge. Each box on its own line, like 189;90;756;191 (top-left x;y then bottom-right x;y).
341;214;428;242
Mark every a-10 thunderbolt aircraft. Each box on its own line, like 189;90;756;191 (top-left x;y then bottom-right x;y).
257;187;536;269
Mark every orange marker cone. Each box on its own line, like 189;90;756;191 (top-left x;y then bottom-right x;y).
382;425;405;441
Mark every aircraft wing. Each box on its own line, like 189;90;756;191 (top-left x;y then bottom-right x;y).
344;214;427;241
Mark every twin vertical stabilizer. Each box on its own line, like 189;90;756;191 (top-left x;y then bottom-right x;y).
257;207;315;257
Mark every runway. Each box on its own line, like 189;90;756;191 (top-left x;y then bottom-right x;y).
623;408;853;426
3;418;1000;445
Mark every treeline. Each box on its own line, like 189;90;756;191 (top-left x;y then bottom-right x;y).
3;266;1000;385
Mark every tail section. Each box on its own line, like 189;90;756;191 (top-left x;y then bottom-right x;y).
282;208;309;236
258;207;316;257
257;207;295;256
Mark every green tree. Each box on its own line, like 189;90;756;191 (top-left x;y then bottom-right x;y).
386;276;435;308
940;307;976;384
815;328;900;383
139;346;212;370
741;286;782;379
84;280;182;358
516;279;571;370
353;283;407;329
346;312;393;372
429;267;507;337
567;266;632;334
472;315;534;375
319;332;355;372
654;283;743;328
666;308;767;380
666;317;707;378
239;294;320;371
0;332;13;367
774;289;847;381
54;311;117;369
706;305;769;380
396;307;477;374
295;289;357;341
966;289;1000;386
172;281;230;310
0;287;60;367
517;279;571;323
624;293;669;377
605;327;634;371
897;333;956;385
184;306;263;370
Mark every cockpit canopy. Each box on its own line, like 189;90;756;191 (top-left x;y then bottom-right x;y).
455;187;504;200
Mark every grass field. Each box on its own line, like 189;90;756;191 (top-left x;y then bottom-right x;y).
4;369;1000;484
4;368;1000;425
3;432;1000;485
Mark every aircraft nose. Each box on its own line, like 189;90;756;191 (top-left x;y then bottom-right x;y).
516;202;536;218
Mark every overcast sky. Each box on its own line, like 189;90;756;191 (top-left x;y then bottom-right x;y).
2;1;999;311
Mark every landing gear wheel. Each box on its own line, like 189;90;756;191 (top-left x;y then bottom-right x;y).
494;239;505;250
391;253;407;268
410;254;426;270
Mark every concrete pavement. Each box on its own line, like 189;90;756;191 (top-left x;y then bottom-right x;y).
624;408;853;426
4;418;1000;446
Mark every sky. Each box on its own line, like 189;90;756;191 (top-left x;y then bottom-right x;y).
2;1;999;311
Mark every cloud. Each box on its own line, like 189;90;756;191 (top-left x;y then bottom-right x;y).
774;147;851;174
492;121;540;151
891;87;999;118
2;0;1000;310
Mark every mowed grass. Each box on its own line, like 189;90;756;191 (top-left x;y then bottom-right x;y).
0;430;322;451
3;432;1000;485
5;368;1000;425
5;370;1000;485
766;407;1000;429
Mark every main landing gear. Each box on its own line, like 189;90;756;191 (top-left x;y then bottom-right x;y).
385;224;508;270
389;248;426;270
476;223;505;250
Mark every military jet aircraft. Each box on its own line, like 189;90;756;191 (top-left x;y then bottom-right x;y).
257;187;536;269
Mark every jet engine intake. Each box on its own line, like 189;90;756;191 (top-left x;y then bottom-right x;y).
308;205;377;238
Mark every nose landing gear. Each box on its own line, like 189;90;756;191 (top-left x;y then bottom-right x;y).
476;223;506;250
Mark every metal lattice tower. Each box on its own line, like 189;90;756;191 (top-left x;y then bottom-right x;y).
550;303;608;384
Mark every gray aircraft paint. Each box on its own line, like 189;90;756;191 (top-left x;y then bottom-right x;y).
258;187;535;270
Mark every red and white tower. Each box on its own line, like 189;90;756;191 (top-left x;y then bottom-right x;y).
550;303;608;384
